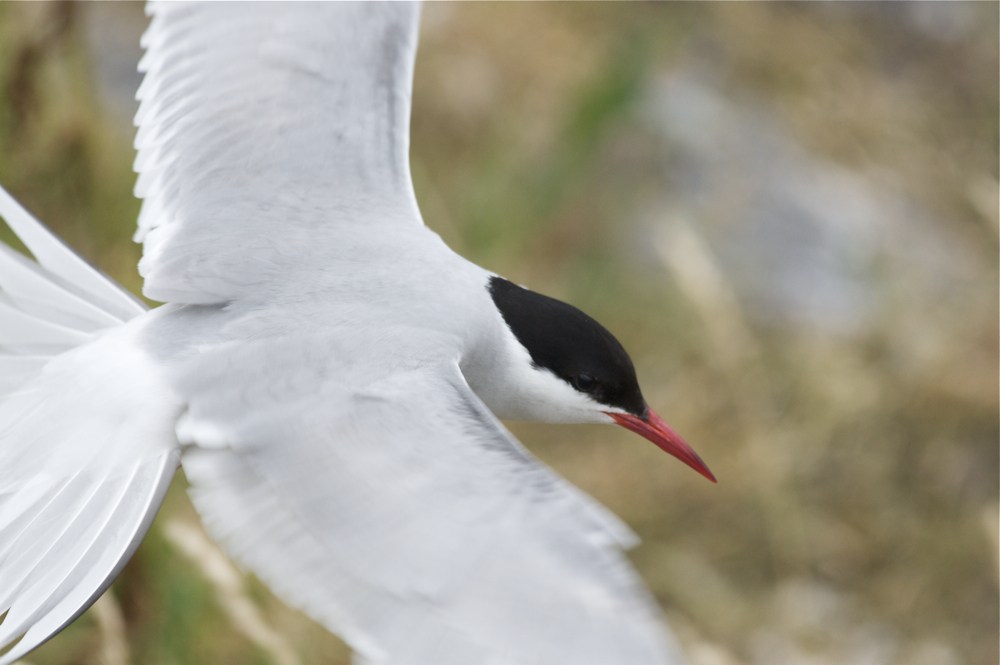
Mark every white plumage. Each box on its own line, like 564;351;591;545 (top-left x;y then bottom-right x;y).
134;1;422;305
0;3;694;664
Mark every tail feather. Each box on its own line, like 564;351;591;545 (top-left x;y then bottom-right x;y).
0;188;180;664
0;243;122;330
0;298;94;349
0;472;103;617
0;188;142;323
0;456;177;650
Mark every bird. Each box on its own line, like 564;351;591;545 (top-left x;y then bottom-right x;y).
0;3;714;664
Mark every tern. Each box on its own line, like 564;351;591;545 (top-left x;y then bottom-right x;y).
0;3;714;664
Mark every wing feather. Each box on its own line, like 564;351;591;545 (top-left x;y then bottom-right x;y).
134;2;423;305
175;335;686;665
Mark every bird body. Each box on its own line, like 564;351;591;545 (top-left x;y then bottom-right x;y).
0;3;712;664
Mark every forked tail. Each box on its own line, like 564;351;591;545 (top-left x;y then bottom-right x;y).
0;188;179;664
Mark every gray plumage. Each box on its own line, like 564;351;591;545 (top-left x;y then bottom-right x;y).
0;3;690;664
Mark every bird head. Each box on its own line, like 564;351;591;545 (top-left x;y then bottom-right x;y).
488;277;716;483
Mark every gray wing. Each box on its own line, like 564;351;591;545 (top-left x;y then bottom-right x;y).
173;332;686;665
134;1;423;304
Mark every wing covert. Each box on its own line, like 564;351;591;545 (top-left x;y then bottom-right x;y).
135;2;423;305
174;333;686;665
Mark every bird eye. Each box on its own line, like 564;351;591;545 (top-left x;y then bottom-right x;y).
573;373;597;392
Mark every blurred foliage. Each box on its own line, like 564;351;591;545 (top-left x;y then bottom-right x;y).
1;2;997;665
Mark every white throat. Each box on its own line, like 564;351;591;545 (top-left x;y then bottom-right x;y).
460;298;615;425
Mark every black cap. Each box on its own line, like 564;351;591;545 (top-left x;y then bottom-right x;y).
488;277;646;417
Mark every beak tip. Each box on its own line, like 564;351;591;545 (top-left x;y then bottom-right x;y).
608;409;717;484
683;452;717;484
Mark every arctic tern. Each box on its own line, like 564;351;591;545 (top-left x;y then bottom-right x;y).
0;3;713;664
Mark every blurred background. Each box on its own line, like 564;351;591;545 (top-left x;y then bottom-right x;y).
0;2;997;665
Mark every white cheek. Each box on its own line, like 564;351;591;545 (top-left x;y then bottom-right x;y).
483;335;614;424
464;307;621;425
507;366;615;424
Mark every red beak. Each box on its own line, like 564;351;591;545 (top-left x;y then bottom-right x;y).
607;408;716;483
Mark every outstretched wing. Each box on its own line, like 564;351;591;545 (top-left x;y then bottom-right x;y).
134;1;423;304
174;332;686;665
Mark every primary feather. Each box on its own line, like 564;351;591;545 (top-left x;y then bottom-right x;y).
0;3;690;664
134;1;422;305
